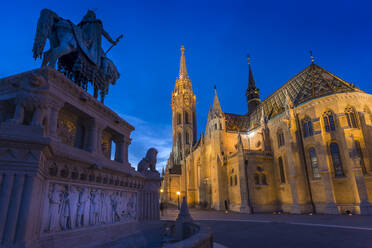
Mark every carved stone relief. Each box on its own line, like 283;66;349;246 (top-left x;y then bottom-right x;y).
44;182;138;233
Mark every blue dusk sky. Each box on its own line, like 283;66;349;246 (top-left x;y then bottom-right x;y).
1;0;371;171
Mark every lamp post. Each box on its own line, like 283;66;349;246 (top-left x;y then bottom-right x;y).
177;191;180;210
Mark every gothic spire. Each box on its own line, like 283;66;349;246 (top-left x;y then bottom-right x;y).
248;60;256;90
212;85;222;113
179;45;189;80
246;55;260;114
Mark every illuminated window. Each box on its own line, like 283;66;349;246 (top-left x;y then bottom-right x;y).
323;110;336;132
330;142;344;177
303;117;313;137
278;157;286;183
345;107;358;128
308;148;320;179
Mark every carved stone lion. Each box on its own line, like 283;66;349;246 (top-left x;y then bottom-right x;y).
137;148;158;173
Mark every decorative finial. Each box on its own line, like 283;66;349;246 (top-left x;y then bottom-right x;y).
178;45;188;80
214;85;217;91
181;45;185;54
247;54;251;65
310;51;314;63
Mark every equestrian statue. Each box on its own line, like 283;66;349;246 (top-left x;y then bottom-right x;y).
32;9;123;103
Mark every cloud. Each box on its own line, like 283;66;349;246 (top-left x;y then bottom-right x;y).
119;114;172;173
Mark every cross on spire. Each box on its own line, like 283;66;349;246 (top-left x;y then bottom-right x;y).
310;50;314;64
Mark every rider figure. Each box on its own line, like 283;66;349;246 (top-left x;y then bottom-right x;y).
78;10;118;67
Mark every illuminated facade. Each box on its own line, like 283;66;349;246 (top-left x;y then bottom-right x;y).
163;50;372;215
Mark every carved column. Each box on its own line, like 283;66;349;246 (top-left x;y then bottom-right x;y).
9;103;24;124
31;108;44;126
48;101;63;139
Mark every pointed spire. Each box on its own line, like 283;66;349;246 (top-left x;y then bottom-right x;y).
246;54;260;114
247;54;256;90
212;85;222;113
179;45;189;80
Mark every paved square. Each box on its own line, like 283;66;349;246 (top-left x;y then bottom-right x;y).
162;208;372;248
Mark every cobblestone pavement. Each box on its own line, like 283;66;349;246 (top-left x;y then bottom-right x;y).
161;208;372;248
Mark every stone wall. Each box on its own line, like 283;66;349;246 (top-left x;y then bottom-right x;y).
0;68;161;247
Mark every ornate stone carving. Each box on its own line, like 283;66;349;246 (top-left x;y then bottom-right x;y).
44;182;138;233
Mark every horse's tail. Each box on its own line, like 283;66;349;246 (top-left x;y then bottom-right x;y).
32;9;58;60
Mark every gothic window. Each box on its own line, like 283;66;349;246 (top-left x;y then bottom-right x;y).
185;131;190;145
234;175;238;185
254;167;268;185
254;173;260;185
345;107;358;128
185;111;189;124
308;147;320;179
354;140;367;174
261;174;267;185
215;123;217;130
330;142;344;177
277;130;285;147
230;176;233;186
303;117;313;137
278;157;286;183
178;133;182;149
177;113;182;125
323;111;336;132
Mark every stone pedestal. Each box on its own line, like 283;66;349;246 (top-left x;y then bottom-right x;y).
0;68;162;248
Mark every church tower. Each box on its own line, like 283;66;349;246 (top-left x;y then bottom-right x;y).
171;45;197;164
246;57;260;114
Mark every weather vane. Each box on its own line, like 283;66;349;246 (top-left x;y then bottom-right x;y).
246;54;251;65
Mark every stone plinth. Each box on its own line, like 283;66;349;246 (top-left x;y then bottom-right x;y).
0;68;161;248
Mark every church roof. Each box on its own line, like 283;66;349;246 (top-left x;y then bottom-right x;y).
223;63;363;132
224;113;250;132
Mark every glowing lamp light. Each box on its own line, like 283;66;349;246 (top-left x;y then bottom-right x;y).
160;189;164;193
176;191;180;196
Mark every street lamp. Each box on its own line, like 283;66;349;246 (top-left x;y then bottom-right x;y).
176;191;180;210
160;189;164;193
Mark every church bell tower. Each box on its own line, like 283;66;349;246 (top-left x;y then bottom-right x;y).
171;45;197;164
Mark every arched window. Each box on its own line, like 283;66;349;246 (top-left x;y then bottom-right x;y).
308;148;320;179
354;140;367;174
177;113;181;125
261;174;267;185
234;175;238;185
185;111;189;124
177;133;182;149
303;117;313;137
185;132;190;144
323;110;336;132
278;157;286;183
330;142;344;177
254;173;260;185
345;107;358;128
277;130;285;147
